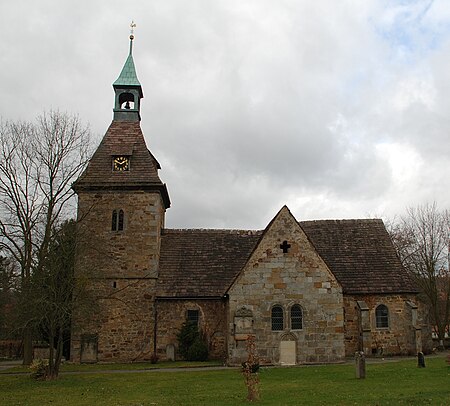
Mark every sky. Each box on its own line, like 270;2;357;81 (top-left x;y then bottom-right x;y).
1;0;449;229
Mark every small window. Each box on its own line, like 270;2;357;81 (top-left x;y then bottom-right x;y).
118;209;124;231
187;310;199;326
112;209;124;231
291;305;303;330
112;210;118;231
375;304;389;328
271;306;284;331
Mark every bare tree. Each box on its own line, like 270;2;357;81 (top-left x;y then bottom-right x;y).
0;111;92;365
389;203;450;348
31;220;96;379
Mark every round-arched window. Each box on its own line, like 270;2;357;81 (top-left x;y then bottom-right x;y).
271;306;284;331
375;304;389;328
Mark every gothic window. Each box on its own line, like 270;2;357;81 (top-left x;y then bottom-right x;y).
271;306;284;331
187;309;199;326
291;305;303;330
112;209;124;231
375;304;389;328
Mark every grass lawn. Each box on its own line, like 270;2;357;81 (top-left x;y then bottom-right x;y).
1;356;449;405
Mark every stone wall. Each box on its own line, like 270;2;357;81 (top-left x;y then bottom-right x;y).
71;278;156;362
71;190;165;363
343;294;432;356
156;299;227;361
74;190;165;279
227;207;345;365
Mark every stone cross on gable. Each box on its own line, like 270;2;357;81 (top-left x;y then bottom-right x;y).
280;240;291;253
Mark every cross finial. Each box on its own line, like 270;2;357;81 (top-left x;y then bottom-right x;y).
129;21;136;55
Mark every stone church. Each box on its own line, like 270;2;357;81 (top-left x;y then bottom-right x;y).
70;35;430;365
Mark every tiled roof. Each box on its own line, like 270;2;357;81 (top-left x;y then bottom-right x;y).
157;219;417;298
157;229;262;298
299;219;417;294
73;121;170;207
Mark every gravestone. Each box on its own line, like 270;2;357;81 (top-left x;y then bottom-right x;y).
166;344;175;361
417;351;425;368
355;351;366;379
80;334;98;363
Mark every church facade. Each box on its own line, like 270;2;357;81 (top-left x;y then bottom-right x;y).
70;36;430;365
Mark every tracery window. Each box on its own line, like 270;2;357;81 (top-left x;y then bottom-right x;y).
112;209;124;231
291;304;303;330
375;304;389;328
271;306;284;331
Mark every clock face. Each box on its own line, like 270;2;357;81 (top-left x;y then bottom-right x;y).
113;156;130;171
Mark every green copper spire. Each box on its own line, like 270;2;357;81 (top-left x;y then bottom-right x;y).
113;23;141;88
113;22;143;122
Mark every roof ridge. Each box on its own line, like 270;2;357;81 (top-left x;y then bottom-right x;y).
300;218;383;224
163;228;262;234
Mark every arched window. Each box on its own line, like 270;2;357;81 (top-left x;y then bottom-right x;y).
118;92;135;110
118;209;124;231
112;209;124;231
271;306;284;331
375;304;389;328
112;210;118;231
291;305;303;330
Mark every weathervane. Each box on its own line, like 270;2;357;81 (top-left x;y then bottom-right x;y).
130;20;136;39
129;21;136;55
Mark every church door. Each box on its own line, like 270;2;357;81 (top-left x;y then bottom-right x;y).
279;336;296;365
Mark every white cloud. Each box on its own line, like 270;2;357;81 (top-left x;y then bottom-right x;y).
1;0;449;228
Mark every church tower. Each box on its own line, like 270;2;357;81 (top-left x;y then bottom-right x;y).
71;28;170;362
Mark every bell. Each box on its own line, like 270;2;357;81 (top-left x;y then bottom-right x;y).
125;101;131;109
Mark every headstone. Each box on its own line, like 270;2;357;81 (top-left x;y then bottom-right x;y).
355;351;366;379
417;351;425;368
80;334;98;363
166;344;175;361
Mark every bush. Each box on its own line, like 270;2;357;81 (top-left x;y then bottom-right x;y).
186;338;208;361
177;322;208;361
29;358;49;380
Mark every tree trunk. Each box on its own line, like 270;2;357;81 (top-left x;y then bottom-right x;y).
22;327;33;365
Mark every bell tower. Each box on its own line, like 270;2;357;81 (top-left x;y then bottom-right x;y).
112;24;143;122
71;24;170;363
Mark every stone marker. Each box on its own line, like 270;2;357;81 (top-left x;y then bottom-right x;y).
355;351;366;379
417;351;425;368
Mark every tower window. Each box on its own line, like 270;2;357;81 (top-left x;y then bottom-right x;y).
112;209;124;231
118;92;135;110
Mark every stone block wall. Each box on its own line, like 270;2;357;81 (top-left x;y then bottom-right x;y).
75;190;165;279
343;294;432;356
156;299;227;361
227;208;345;365
71;278;156;362
71;190;165;363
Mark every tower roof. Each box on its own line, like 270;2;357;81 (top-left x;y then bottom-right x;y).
113;54;141;88
73;121;170;208
113;33;143;98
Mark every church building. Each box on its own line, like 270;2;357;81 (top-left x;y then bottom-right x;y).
70;34;430;365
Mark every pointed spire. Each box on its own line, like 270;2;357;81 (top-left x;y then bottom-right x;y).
113;21;142;89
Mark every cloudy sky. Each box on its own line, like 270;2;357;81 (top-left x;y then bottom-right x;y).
1;1;449;229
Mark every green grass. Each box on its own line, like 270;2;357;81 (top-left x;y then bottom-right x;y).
1;357;450;405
